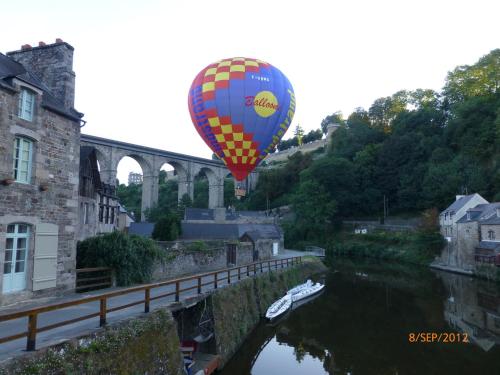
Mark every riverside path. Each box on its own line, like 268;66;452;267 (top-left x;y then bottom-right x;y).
0;255;302;361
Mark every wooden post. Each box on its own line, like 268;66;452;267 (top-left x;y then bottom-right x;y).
27;313;38;351
228;270;231;284
246;265;249;277
100;298;107;327
214;273;218;289
268;261;271;272
260;262;263;273
238;267;241;280
175;281;180;302
197;277;202;294
286;258;289;268
254;263;256;275
145;288;150;313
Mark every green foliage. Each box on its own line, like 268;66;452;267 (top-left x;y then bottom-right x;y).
116;183;142;221
151;213;181;241
186;240;208;252
77;232;165;286
321;111;345;134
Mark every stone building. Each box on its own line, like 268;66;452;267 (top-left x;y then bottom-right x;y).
0;40;83;305
78;146;120;241
438;194;488;267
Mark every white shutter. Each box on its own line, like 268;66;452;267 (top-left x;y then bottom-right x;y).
33;223;58;291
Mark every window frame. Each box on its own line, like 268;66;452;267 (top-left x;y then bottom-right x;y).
18;88;36;122
13;136;34;184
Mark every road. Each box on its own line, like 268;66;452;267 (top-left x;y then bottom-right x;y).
0;253;302;361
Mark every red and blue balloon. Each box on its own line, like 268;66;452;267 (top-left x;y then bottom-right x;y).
188;58;295;181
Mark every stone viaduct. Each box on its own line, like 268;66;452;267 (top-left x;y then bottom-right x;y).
80;134;258;219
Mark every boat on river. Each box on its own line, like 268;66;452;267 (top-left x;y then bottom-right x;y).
287;279;325;302
265;294;292;320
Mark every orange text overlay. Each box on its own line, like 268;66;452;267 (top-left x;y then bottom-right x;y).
408;332;469;343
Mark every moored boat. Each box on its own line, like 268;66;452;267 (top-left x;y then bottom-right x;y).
287;280;325;303
265;294;292;320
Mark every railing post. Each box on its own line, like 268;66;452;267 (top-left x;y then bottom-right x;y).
197;277;202;294
286;258;289;268
145;288;150;313
238;267;241;280
268;261;271;272
260;262;263;273
281;259;284;269
100;298;107;327
254;263;256;275
275;260;278;270
175;281;180;302
214;273;218;289
247;265;249;277
291;257;294;266
228;270;231;284
27;313;38;351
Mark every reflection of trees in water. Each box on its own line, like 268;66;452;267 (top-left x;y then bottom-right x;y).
221;261;500;375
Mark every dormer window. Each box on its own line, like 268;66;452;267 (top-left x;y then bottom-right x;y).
488;230;496;240
18;88;35;121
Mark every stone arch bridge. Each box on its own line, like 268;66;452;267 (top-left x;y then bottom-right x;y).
80;134;258;219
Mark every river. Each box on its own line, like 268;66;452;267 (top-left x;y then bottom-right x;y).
219;258;500;375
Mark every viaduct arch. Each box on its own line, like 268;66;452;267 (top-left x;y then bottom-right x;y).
80;134;259;219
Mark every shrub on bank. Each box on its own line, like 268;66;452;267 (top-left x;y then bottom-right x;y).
77;232;165;286
326;230;445;265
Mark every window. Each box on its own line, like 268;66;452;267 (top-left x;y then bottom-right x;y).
488;230;495;240
18;88;35;121
13;137;33;184
3;223;30;293
83;203;89;224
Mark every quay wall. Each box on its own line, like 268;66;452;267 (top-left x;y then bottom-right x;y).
0;257;327;374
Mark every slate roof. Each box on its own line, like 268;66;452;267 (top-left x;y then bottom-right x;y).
441;194;476;215
476;241;500;252
128;222;155;237
180;223;282;240
0;52;83;122
184;208;214;221
457;203;500;224
184;208;268;221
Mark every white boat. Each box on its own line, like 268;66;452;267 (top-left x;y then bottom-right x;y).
287;279;313;296
287;280;325;303
265;294;292;320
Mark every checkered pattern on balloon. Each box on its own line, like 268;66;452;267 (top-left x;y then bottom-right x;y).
188;58;295;181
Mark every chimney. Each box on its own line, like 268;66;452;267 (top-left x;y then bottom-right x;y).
456;195;465;201
7;39;76;109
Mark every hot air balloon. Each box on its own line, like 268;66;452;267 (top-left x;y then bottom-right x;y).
188;58;295;181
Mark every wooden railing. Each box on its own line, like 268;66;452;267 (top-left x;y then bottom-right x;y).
76;267;114;292
0;256;302;352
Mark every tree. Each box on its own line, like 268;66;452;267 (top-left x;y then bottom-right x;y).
294;124;305;146
320;111;344;134
152;213;181;241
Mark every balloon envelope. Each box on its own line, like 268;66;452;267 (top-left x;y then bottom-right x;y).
188;58;295;181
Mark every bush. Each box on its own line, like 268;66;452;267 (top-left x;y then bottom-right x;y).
152;213;181;241
77;232;165;286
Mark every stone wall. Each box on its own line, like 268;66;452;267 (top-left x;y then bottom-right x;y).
455;221;480;271
152;242;255;281
480;224;500;241
0;74;80;305
0;309;184;375
210;257;328;366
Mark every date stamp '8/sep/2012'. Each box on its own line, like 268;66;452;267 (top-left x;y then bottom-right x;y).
408;332;469;343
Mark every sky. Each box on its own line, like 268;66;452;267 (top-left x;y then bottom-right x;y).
2;0;499;184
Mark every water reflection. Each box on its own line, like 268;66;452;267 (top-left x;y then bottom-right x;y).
436;271;500;352
220;259;500;375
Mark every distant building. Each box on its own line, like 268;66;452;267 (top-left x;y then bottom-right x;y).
439;194;488;267
437;194;500;272
78;147;120;241
128;172;142;185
